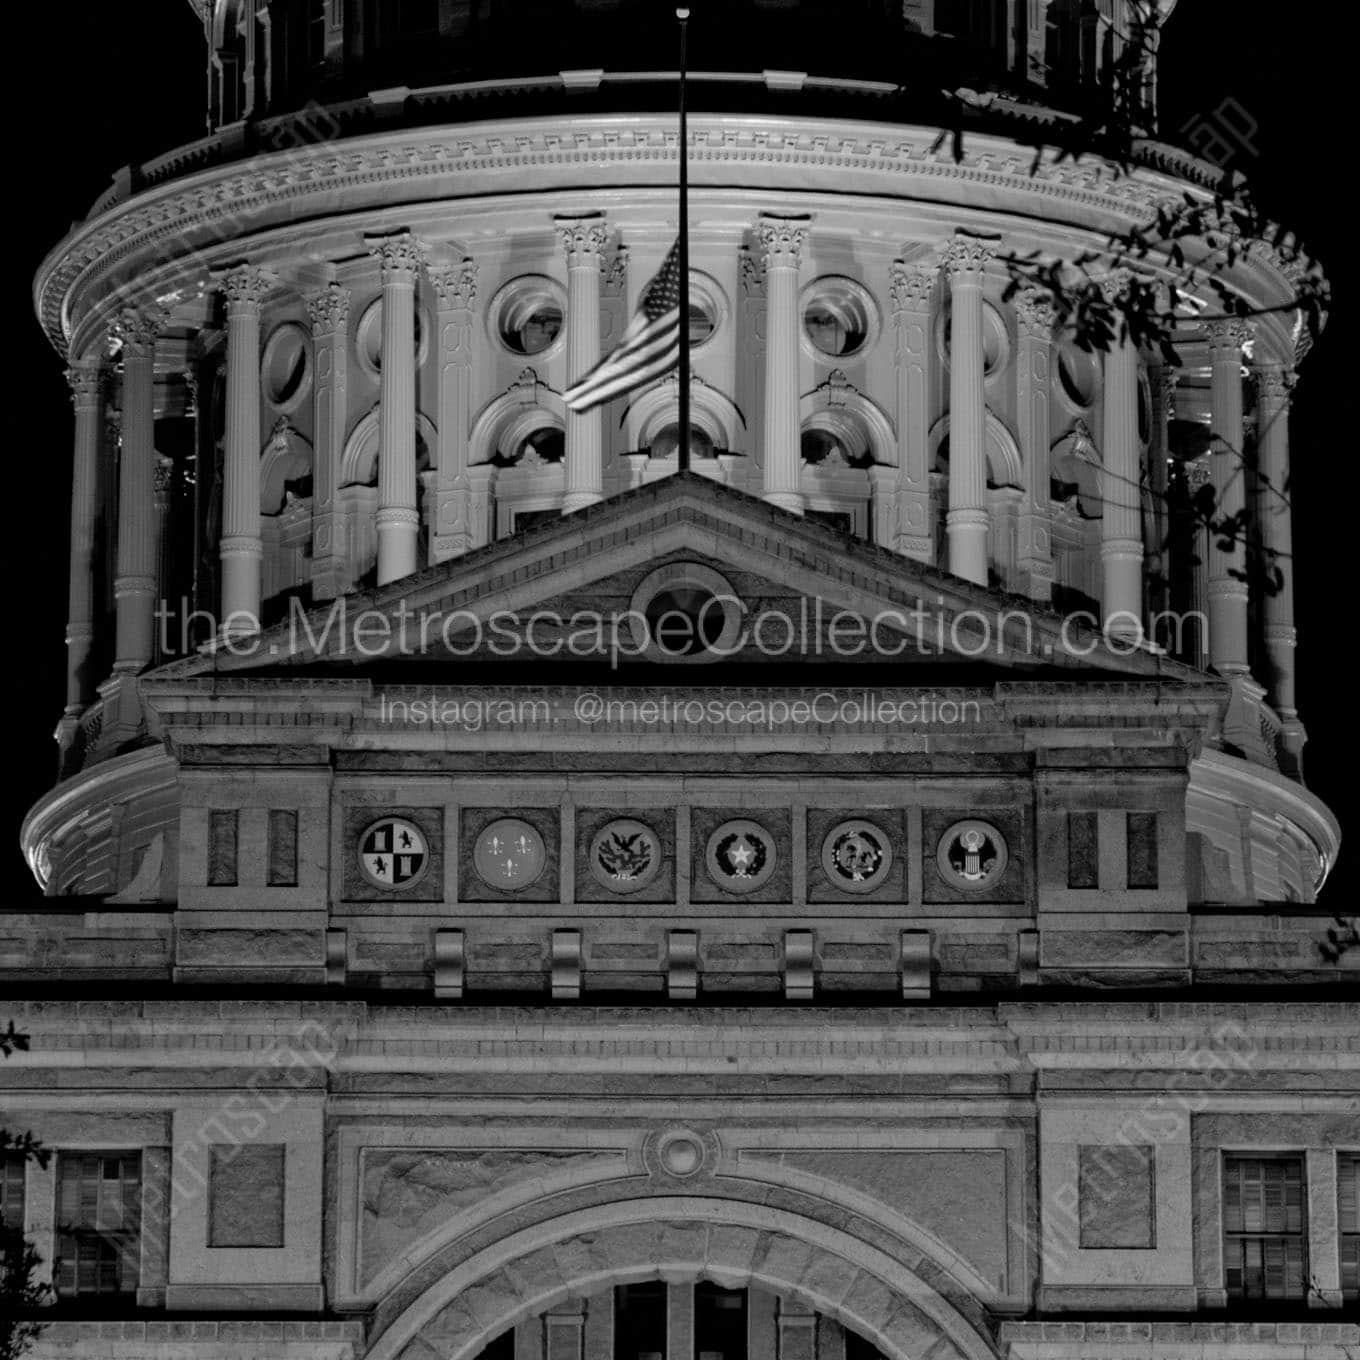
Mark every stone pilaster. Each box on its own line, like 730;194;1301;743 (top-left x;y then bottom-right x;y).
1257;363;1302;740
667;1282;696;1360
544;1299;584;1360
306;282;351;600
1100;272;1144;640
64;359;105;713
366;231;425;584
428;259;479;562
1205;318;1254;675
558;214;608;514
943;232;996;586
887;259;936;561
776;1298;817;1360
739;245;767;480
758;212;810;513
1015;288;1056;600
111;308;165;671
217;265;272;632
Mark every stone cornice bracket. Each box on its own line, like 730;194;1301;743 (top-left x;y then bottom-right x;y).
65;360;105;407
1203;316;1255;358
889;260;935;314
364;230;426;284
213;263;275;313
109;306;169;359
942;231;999;280
554;214;608;268
1014;287;1057;338
305;282;352;336
756;213;811;269
1256;363;1297;404
428;259;478;312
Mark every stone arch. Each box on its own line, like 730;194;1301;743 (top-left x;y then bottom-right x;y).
469;370;566;466
800;373;896;466
260;417;314;514
928;413;1024;489
366;1199;997;1360
623;375;746;454
341;405;438;487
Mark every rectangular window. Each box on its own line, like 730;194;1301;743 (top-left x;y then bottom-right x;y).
268;810;299;887
0;1152;25;1272
55;1153;142;1297
208;809;239;886
1222;1154;1307;1301
1127;811;1159;889
1341;1154;1360;1302
1067;811;1098;889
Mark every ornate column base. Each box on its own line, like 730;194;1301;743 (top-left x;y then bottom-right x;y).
763;489;805;515
561;490;604;516
376;507;421;586
946;507;990;587
219;537;263;634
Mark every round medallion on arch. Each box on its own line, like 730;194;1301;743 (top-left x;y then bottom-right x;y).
644;1126;716;1180
474;818;548;890
821;818;894;893
589;818;662;894
936;819;1008;892
706;819;777;893
358;816;430;891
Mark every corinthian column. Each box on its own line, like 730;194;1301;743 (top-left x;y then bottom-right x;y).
558;214;608;514
365;231;425;584
306;281;351;600
64;360;104;711
1205;319;1253;675
943;233;996;586
758;212;810;513
428;259;479;561
217;265;272;631
888;260;936;560
1015;288;1055;600
1100;272;1144;639
112;309;165;672
1257;363;1299;728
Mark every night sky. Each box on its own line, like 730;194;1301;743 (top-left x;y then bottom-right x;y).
4;3;1354;912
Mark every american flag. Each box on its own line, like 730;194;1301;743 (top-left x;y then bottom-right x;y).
564;239;683;413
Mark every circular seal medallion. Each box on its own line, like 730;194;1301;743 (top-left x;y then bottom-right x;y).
474;818;547;890
358;816;430;891
705;819;777;893
937;819;1008;891
821;819;894;893
589;818;662;894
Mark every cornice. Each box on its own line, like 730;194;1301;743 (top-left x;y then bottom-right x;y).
33;115;1304;357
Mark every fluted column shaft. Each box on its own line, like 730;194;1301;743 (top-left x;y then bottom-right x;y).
65;361;104;710
888;260;936;560
759;213;810;514
944;234;995;585
559;215;607;514
1100;276;1144;638
1206;320;1253;674
1258;363;1298;718
307;282;351;600
219;266;271;629
1015;289;1055;600
367;232;424;584
429;260;479;560
1146;362;1174;617
113;312;161;671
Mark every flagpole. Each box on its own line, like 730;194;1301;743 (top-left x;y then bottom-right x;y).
677;6;691;475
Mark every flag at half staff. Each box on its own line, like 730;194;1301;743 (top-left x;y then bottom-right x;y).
563;239;684;413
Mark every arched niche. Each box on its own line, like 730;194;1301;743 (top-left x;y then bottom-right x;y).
929;412;1024;489
340;405;438;487
260;417;314;514
622;374;746;456
469;369;567;467
800;371;896;467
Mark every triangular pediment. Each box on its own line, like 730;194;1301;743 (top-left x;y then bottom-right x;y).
160;474;1196;681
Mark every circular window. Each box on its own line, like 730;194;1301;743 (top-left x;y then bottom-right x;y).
490;275;567;357
686;271;726;350
628;563;744;664
936;819;1008;892
262;324;312;412
706;819;777;893
802;276;878;359
358;816;430;891
821;819;894;893
936;300;1010;379
356;298;430;378
474;818;547;890
1055;343;1099;412
589;818;662;894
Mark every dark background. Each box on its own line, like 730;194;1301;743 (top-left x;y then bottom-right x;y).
3;3;1353;909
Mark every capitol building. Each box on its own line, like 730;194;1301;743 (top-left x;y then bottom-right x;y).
3;2;1357;1359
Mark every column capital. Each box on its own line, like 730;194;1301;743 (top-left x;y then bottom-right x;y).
1256;362;1297;405
1204;316;1255;358
555;214;608;269
757;213;810;270
65;361;105;408
305;282;352;336
1015;287;1056;338
214;263;275;313
110;306;169;358
1098;266;1138;303
365;229;426;284
889;260;935;314
942;231;998;280
428;259;479;312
